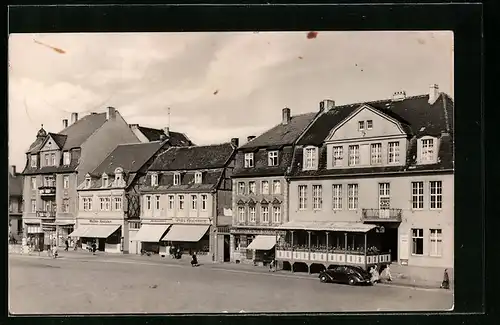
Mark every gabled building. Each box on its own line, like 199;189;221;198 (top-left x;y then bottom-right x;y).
73;139;178;254
20;107;162;251
9;165;23;242
136;141;237;262
230;108;317;265
277;85;454;273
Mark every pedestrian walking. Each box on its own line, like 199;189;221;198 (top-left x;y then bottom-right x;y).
65;238;69;251
91;241;97;255
382;264;393;282
191;252;199;267
51;244;58;259
269;259;276;272
440;268;450;289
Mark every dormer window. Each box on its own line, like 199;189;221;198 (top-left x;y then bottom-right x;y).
173;173;181;186
421;138;435;162
194;172;202;184
358;121;365;131
151;173;158;186
30;155;37;168
85;176;91;188
268;151;279;166
63;152;71;165
115;168;123;185
244;153;254;168
303;146;318;170
51;153;56;166
102;174;108;188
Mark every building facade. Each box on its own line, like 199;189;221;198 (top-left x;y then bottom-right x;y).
230;108;317;265
9;165;23;242
281;85;454;272
136;141;237;262
20;107;154;250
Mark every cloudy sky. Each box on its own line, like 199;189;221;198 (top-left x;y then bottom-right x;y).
8;31;453;170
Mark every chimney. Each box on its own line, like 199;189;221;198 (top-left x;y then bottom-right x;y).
10;165;16;176
247;136;256;142
107;107;116;120
231;137;239;148
71;112;78;124
428;84;439;104
62;119;68;129
392;91;407;101
129;124;139;129
319;99;335;113
163;127;170;137
282;108;291;125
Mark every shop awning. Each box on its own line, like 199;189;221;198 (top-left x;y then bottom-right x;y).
277;221;376;233
132;224;171;242
69;225;120;238
246;235;277;251
161;225;209;242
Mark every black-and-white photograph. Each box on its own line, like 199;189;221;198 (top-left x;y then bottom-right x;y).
8;31;454;314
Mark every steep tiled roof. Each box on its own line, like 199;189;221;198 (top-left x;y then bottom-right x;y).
47;133;68;148
9;173;23;197
90;141;165;176
148;143;235;171
137;126;193;146
232;146;295;178
240;113;317;149
27;138;45;154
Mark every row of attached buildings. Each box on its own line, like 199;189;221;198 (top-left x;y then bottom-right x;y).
19;85;453;270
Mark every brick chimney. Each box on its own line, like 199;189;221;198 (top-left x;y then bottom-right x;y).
282;108;291;125
107;107;117;120
428;84;439;104
71;113;78;124
62;119;68;129
392;91;407;101
231;138;239;148
247;136;256;142
319;99;335;112
10;165;16;176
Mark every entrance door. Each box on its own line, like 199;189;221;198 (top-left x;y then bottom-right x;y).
379;183;391;219
223;235;230;262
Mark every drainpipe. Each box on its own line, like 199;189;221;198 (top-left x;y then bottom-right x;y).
364;233;368;270
291;230;294;273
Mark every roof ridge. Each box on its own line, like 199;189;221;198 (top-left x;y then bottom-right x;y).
176;142;231;149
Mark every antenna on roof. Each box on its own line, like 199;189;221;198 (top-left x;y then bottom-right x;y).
167;107;171;129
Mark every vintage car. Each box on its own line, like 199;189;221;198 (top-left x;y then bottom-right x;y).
318;265;372;286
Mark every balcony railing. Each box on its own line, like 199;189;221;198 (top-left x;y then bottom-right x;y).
38;186;56;196
36;210;56;221
361;208;402;222
234;220;280;227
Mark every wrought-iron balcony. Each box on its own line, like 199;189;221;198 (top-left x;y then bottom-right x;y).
36;210;56;221
361;208;402;222
38;186;56;196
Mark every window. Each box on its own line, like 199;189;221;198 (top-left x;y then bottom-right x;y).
332;185;342;210
173;173;181;186
273;180;281;194
298;185;307;210
51;153;56;166
151;174;158;186
412;229;424;255
114;197;123;211
249;206;256;222
358;121;365;131
370;143;382;165
273;206;281;223
430;181;443;209
44;176;55;187
87;198;93;211
83;198;91;211
261;181;269;195
63;152;71;165
268;151;279;166
388;142;400;163
412;182;424;209
348;184;359;210
146;196;152;210
304;147;317;169
238;182;245;195
104;198;110;211
348;145;360;166
332;146;343;167
195;172;202;184
155;195;160;210
44;154;49;166
130;222;141;230
201;195;207;211
249;181;256;195
31;177;37;190
30;155;37;168
102;176;108;188
178;195;185;210
238;207;246;222
312;185;322;210
367;120;373;129
62;199;69;213
31;199;36;213
430;229;443;257
191;195;197;210
100;198;105;211
421;139;435;162
115;172;122;184
63;175;69;189
261;206;269;223
244;153;254;168
168;195;174;210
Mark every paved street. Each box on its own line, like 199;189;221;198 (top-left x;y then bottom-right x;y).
9;254;453;314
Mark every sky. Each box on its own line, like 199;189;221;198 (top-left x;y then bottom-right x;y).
8;31;453;170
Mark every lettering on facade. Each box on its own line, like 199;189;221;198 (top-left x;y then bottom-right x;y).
88;219;113;224
172;217;211;225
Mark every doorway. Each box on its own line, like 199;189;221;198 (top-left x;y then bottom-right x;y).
223;235;230;262
380;227;398;261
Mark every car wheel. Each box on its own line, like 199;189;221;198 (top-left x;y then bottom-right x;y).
348;277;356;286
319;275;328;283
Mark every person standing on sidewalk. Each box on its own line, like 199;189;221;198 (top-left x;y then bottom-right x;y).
91;241;97;255
440;268;450;289
64;238;69;251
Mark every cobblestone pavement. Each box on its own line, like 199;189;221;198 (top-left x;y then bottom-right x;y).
9;255;453;314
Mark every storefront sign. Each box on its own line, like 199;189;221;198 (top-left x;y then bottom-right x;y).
172;217;211;225
146;219;169;223
88;219;113;224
